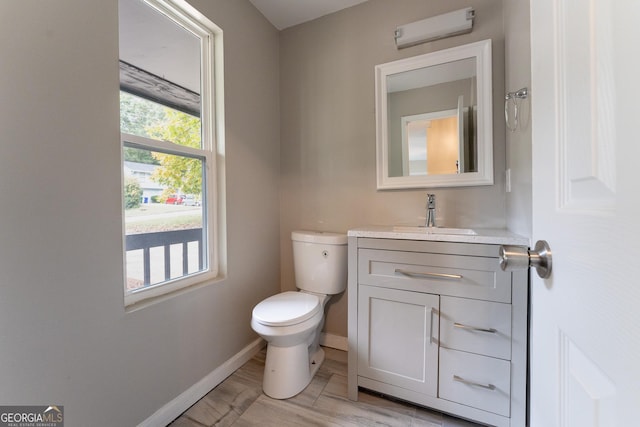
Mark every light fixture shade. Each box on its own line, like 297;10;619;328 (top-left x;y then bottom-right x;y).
395;7;475;49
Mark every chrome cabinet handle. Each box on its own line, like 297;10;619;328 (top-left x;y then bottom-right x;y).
453;375;496;390
395;268;463;280
453;322;497;334
429;307;438;344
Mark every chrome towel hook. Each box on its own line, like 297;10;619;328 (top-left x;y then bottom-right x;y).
505;87;528;132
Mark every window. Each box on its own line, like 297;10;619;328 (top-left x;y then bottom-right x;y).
119;0;221;305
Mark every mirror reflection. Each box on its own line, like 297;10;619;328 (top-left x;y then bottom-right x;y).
388;58;476;177
375;40;493;189
387;58;477;176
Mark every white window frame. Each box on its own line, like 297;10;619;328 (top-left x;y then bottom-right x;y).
122;0;223;307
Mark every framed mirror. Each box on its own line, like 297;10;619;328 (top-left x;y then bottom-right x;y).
376;39;493;189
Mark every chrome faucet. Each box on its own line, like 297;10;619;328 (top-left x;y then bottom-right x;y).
426;194;436;228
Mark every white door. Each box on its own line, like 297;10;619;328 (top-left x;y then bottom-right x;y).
530;1;640;426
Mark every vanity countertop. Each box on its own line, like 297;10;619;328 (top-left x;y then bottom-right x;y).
348;226;530;246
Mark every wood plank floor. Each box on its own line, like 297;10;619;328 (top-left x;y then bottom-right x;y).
169;347;483;427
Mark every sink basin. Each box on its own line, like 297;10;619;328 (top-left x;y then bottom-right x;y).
392;226;477;236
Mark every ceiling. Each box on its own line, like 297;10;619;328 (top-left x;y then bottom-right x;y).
248;0;369;30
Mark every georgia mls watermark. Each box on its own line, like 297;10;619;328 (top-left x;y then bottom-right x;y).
0;406;63;427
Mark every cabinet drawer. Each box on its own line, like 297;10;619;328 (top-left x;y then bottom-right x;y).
440;296;512;359
439;348;511;417
358;249;511;303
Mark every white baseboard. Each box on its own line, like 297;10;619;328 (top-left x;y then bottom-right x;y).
137;338;264;427
320;332;348;351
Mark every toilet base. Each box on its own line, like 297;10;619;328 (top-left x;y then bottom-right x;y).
263;343;325;399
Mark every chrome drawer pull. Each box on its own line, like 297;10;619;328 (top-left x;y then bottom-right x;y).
453;375;496;390
394;268;463;280
429;307;438;345
453;322;497;334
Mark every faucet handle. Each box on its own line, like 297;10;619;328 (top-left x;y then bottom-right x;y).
425;194;436;227
427;193;436;208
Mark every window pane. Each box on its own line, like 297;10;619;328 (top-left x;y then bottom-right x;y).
120;92;202;149
123;149;206;290
119;0;202;122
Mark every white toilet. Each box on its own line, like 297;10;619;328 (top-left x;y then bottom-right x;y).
251;230;347;399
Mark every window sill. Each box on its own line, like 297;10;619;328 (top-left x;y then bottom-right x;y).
124;271;226;312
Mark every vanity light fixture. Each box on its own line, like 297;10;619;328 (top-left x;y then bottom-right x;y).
394;7;475;49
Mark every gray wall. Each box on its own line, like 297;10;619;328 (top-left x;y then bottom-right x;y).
504;0;533;238
279;0;506;338
0;0;280;425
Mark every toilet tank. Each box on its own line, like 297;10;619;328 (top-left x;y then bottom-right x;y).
291;231;347;295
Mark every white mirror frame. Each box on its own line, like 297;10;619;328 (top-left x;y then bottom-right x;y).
376;39;493;189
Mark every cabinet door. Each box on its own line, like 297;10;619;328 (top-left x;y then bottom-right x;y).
357;285;439;396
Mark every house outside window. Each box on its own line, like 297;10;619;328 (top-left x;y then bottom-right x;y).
119;0;222;305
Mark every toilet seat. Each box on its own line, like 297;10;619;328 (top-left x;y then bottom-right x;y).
252;291;322;327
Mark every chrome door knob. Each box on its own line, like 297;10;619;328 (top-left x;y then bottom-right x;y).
499;240;552;279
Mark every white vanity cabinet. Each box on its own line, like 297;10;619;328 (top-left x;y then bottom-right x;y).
347;229;529;427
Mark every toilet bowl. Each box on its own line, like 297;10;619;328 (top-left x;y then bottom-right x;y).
251;291;329;398
251;230;347;399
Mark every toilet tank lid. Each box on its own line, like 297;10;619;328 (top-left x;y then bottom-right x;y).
291;230;347;245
